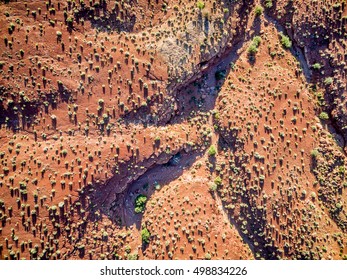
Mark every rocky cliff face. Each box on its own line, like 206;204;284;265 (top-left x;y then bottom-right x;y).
265;0;347;146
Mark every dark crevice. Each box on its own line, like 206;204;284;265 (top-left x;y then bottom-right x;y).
86;144;207;225
110;150;204;229
121;0;254;127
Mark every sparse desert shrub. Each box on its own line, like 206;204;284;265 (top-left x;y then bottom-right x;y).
209;183;217;192
98;99;104;106
204;253;211;260
324;77;333;86
127;253;138;260
67;17;73;27
311;192;316;200
154;136;160;144
88;153;93;161
56;31;62;41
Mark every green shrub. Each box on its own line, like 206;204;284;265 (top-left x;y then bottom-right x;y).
312;63;322;70
214;176;222;186
248;44;258;55
319;112;329;120
209;183;217;192
310;149;319;158
264;0;273;8
197;1;205;9
280;33;292;48
248;36;261;55
253;36;261;45
254;6;263;16
208;145;217;157
134;194;147;214
141;227;150;244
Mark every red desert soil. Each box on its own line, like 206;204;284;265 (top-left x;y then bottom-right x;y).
0;0;347;260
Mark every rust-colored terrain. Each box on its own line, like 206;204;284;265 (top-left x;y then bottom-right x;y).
1;0;347;260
